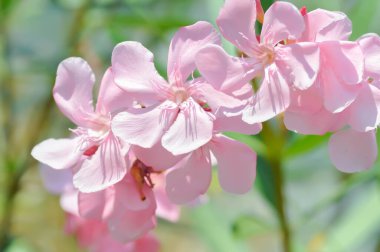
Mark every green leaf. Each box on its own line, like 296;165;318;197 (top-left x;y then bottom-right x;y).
284;134;330;158
232;215;271;239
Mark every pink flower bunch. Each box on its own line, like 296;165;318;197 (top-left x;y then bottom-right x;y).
31;0;380;248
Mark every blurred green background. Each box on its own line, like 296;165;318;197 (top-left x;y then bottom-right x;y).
1;0;380;251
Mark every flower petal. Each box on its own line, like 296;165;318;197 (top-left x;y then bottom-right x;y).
162;98;213;155
132;142;185;171
320;41;364;85
209;135;256;194
328;129;377;173
73;133;128;193
168;21;220;82
31;138;82;170
301;9;352;42
214;113;262;135
195;45;259;94
112;41;167;104
284;109;347;135
262;2;304;44
78;188;115;219
358;33;380;79
39;165;73;194
348;84;380;132
217;0;258;54
275;42;320;90
243;65;290;124
53;57;96;127
166;148;212;204
96;68;134;115
112;100;178;149
321;68;361;113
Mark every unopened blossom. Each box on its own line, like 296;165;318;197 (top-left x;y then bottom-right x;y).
31;58;133;193
111;21;253;156
209;0;320;124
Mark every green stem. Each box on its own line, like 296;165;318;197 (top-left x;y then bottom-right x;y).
0;2;91;249
262;120;292;252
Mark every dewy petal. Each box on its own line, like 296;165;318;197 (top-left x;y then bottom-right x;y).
112;100;178;149
216;0;258;54
320;41;364;85
301;9;352;42
209;134;256;194
73;133;128;193
31;138;82;170
275;42;320;90
243;65;290;124
357;34;380;79
328;129;377;173
168;21;220;82
166;148;212;204
162;97;213;155
348;84;380;132
53;57;96;127
132;142;185;171
261;1;305;45
96;68;133;115
195;45;260;94
321;68;361;113
112;41;167;101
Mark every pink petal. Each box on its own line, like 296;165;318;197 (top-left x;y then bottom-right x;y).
162;98;213;155
60;190;79;215
96;68;134;115
288;82;323;114
357;34;380;79
275;42;320;90
322;68;361;113
78;188;115;220
73;133;128;193
320;41;364;85
262;2;304;44
112;100;178;149
132;142;185;171
209;135;256;194
284;109;347;135
134;234;160;252
112;41;167;103
113;176;155;211
31;137;82;170
39;165;73;194
195;45;259;94
152;173;181;222
348;84;380;132
196;83;245;112
108;189;156;243
213;114;262;135
328;129;377;173
301;9;352;42
166;148;212;204
242;65;290;124
168;21;220;82
53;57;96;127
216;0;258;54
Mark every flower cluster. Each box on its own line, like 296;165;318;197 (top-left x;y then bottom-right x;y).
31;0;380;249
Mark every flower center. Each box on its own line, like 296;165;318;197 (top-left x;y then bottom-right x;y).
170;86;189;105
255;43;275;66
130;159;160;201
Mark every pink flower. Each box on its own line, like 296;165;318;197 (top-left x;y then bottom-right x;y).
65;215;160;252
110;21;251;156
213;0;319;124
284;10;378;173
165;134;258;204
31;58;132;193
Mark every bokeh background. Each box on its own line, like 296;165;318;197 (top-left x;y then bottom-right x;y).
1;0;380;251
